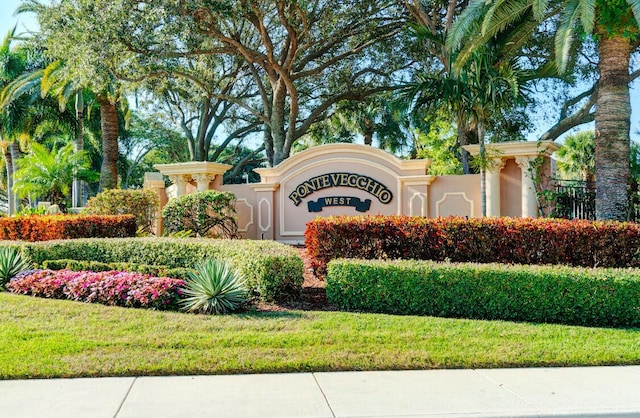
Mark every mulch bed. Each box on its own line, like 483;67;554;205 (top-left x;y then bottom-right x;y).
252;247;336;312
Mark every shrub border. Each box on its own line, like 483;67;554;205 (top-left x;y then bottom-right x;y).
326;258;640;327
3;237;303;302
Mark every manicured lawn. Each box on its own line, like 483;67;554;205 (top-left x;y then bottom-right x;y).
1;292;639;379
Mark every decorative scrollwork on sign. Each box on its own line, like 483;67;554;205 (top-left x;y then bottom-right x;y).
307;196;371;213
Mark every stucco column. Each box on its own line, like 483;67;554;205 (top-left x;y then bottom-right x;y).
486;158;506;217
192;173;216;192
168;175;190;197
399;176;434;217
515;157;539;218
143;172;167;236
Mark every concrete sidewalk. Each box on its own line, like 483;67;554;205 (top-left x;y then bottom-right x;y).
1;366;640;417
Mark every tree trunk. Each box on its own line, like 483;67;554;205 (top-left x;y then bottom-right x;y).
4;144;14;215
98;98;119;191
363;130;374;146
72;91;85;207
478;120;487;217
595;34;631;221
9;142;19;213
270;82;288;167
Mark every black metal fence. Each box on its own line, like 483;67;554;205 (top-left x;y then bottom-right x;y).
549;180;596;220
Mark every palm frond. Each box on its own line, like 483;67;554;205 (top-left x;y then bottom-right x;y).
555;0;582;73
629;0;640;26
578;0;596;34
532;0;550;20
0;69;43;108
446;0;489;51
482;0;536;41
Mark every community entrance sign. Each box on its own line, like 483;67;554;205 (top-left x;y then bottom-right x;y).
248;144;432;241
149;141;559;243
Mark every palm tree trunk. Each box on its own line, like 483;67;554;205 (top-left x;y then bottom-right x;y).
595;34;631;221
478;121;487;217
98;98;119;191
4;144;14;215
72;91;85;207
9;142;19;213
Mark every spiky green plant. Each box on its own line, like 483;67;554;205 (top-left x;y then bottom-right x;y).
180;259;247;314
0;247;32;289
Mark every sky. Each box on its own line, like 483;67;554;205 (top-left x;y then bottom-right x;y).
1;0;639;144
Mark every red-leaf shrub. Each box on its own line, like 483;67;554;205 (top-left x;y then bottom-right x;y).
84;189;159;235
0;215;136;241
7;269;183;310
305;216;640;274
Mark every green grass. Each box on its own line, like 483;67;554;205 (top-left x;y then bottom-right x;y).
1;292;639;379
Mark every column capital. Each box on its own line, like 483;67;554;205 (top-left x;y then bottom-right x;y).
192;173;217;192
488;157;507;173
514;156;535;170
168;174;191;185
191;173;216;183
168;174;191;197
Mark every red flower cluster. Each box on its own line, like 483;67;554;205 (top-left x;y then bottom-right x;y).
0;215;137;241
7;269;183;310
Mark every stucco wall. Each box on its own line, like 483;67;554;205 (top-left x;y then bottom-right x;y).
428;174;481;218
150;142;559;240
500;158;522;217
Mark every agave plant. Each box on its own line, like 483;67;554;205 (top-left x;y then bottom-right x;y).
0;247;32;289
180;259;247;314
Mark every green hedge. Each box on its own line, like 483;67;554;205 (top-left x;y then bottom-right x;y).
6;238;302;302
326;259;640;327
41;259;194;280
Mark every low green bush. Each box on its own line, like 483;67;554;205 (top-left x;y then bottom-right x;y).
42;259;113;272
41;259;194;280
11;238;302;302
326;259;640;327
162;190;238;238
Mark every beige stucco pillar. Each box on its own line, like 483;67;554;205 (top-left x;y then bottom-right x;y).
249;183;279;240
143;172;167;236
168;174;189;197
155;162;233;198
399;176;435;217
515;157;539;217
192;173;217;192
486;159;505;217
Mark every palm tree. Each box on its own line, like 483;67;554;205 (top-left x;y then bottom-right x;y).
17;0;123;192
556;131;596;182
0;28;29;215
405;46;525;216
13;142;96;209
448;0;640;220
3;60;89;206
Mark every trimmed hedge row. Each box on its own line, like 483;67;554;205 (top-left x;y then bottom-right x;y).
8;238;302;302
41;259;194;280
306;216;640;274
0;215;137;241
84;189;159;235
326;259;640;327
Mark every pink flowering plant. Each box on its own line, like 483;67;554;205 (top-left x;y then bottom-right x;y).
7;269;184;310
